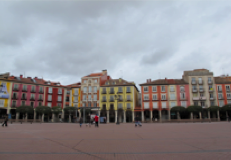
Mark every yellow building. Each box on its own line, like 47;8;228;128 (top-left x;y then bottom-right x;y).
0;77;12;116
99;78;139;123
71;85;81;108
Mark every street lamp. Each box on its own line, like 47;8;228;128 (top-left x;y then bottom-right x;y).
114;94;120;125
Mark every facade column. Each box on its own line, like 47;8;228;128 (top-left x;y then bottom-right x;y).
52;113;55;122
217;110;220;121
7;108;10;114
132;111;134;122
168;109;171;121
123;110;126;123
107;110;109;123
159;110;162;122
226;111;228;121
208;110;210;120
98;110;101;126
79;110;81;118
25;113;28;122
16;112;19;122
115;110;118;123
61;110;64;119
34;110;36;122
150;110;153;122
177;112;180;119
42;113;44;122
199;112;202;120
190;112;193;119
69;114;71;123
141;111;144;122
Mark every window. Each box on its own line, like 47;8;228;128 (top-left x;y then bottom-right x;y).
84;80;87;83
180;93;185;99
210;101;215;106
218;93;223;99
152;94;157;100
118;103;123;109
194;102;198;106
94;79;97;83
57;96;61;101
89;86;92;93
208;77;212;82
38;94;42;100
144;102;149;109
198;77;202;83
219;100;224;107
227;93;231;99
94;86;97;93
193;93;198;97
39;87;43;92
170;102;176;107
200;93;204;97
170;86;174;92
57;103;62;107
82;103;86;107
74;96;78;102
22;93;26;99
47;103;52;107
38;102;42;106
218;86;222;91
48;87;52;93
126;87;131;92
210;93;213;98
199;85;203;90
152;86;157;92
88;102;91;107
103;96;106;101
161;86;165;92
88;95;92;101
74;89;78;95
83;95;86;101
88;80;91;83
127;95;131;101
14;84;18;89
0;100;4;107
83;87;87;93
127;103;131;109
93;102;97;107
13;92;17;98
228;100;231;104
112;81;116;85
161;94;166;100
144;86;148;92
226;85;230;91
200;101;205;107
31;94;35;99
153;102;158;109
31;86;35;92
22;101;25;106
23;85;27;91
12;101;16;106
192;77;196;82
48;95;52;101
170;93;175;100
118;87;123;92
110;87;114;93
58;89;62;94
180;86;185;92
144;94;149;100
94;94;97;101
110;95;114;101
181;101;187;107
209;85;213;91
30;102;34;107
161;102;166;108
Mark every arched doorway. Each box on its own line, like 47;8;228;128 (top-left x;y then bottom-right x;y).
109;104;115;122
144;110;150;121
126;110;132;122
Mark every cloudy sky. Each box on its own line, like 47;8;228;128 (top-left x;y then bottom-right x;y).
1;1;231;87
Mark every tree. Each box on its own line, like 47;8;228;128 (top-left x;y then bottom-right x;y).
51;106;62;122
220;105;231;120
16;106;34;119
64;107;77;122
187;105;202;119
208;106;220;112
35;106;51;122
171;106;186;119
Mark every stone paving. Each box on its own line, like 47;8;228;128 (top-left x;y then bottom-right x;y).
1;122;231;160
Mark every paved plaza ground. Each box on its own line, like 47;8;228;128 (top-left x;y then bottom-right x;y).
1;122;231;160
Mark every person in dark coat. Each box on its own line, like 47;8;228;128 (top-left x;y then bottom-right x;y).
2;114;8;127
79;117;83;127
86;114;91;127
135;115;142;127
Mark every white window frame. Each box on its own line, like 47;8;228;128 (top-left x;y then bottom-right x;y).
74;96;78;102
170;86;174;92
47;102;52;107
152;94;157;100
93;94;97;101
83;87;87;93
88;95;92;101
144;102;149;109
48;95;52;101
181;101;187;108
161;102;167;108
58;96;62;101
48;87;52;93
0;100;4;107
170;93;175;100
152;86;157;92
161;86;165;92
153;102;158;109
170;101;176;108
83;95;86;101
94;86;97;93
127;103;131;109
161;94;166;100
144;94;149;100
89;86;92;93
58;88;62;94
144;86;148;92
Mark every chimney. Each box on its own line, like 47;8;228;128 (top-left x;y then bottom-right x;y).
27;77;31;79
20;74;23;78
165;77;167;80
102;69;107;75
34;77;38;80
147;79;151;83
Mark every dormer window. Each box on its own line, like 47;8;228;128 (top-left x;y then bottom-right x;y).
112;82;116;85
56;83;60;86
106;82;109;85
32;79;36;83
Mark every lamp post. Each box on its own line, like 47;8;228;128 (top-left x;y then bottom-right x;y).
114;94;120;125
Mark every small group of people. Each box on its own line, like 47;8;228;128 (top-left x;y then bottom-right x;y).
2;114;8;127
135;115;142;127
79;114;99;127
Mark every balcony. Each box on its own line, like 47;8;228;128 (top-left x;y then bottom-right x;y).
30;97;35;101
210;97;215;100
192;89;198;93
218;89;222;92
31;89;36;93
180;89;185;92
57;99;62;102
109;99;114;102
22;88;27;92
58;92;62;95
13;88;19;91
126;90;131;93
47;99;52;102
38;98;43;101
192;96;206;101
169;97;176;100
180;97;188;101
118;98;123;102
126;98;132;102
227;97;231;100
218;96;224;100
226;89;230;92
209;89;214;92
152;98;159;101
127;106;131;110
208;80;213;84
21;97;27;100
161;98;167;101
101;99;107;102
199;88;204;92
109;90;114;94
117;90;123;94
101;91;107;94
143;99;150;102
191;81;197;85
198;80;203;85
39;90;44;94
12;96;18;100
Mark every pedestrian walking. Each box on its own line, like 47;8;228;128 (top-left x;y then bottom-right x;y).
2;114;8;127
79;117;83;127
135;115;142;127
86;114;91;127
95;114;99;127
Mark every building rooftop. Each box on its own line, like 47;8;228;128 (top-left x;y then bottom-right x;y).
140;78;188;86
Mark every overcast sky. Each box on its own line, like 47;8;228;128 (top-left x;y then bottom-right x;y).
1;1;231;87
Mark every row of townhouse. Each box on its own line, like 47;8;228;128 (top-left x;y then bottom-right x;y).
1;69;231;122
139;69;231;121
